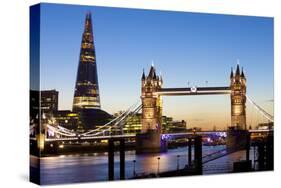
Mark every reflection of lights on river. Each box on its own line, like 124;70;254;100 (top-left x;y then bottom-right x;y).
38;145;243;183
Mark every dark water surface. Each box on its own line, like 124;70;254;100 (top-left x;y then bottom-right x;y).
30;146;254;184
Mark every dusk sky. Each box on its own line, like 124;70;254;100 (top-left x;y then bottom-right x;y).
39;3;274;130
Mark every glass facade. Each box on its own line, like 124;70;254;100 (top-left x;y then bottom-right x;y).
73;12;101;112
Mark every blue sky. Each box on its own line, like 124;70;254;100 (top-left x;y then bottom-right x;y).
38;3;274;129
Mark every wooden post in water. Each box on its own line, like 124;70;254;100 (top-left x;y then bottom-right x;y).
108;139;114;180
120;139;125;180
188;137;192;166
194;135;202;174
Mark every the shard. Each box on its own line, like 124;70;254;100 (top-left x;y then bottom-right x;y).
73;12;101;112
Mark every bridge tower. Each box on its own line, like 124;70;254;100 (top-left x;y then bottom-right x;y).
141;65;163;133
137;65;165;153
230;64;247;130
227;64;248;151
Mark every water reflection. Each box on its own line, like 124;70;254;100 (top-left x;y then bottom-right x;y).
30;145;252;185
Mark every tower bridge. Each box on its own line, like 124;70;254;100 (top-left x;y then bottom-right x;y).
137;64;249;152
140;64;246;133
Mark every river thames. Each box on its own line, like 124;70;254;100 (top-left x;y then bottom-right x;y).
30;146;254;185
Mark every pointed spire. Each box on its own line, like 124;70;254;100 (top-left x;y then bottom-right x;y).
84;11;93;33
241;67;245;78
148;65;155;78
235;63;240;76
151;60;156;78
230;67;234;78
153;71;157;79
142;69;146;80
159;71;163;82
87;11;92;17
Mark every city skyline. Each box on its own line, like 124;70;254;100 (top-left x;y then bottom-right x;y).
39;3;274;130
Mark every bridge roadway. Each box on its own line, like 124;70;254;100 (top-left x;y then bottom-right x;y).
43;129;271;142
156;86;231;96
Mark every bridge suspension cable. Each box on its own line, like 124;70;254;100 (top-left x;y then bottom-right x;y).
43;100;141;139
246;95;274;122
81;101;141;136
82;102;142;137
110;104;142;130
46;124;77;137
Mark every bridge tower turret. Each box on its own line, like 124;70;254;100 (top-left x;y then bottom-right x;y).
230;64;247;130
141;65;163;133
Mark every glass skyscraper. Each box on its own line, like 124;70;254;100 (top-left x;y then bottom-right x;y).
73;12;101;112
72;12;112;131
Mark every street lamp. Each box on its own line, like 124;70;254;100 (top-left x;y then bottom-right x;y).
157;157;161;176
177;155;180;171
133;160;136;177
